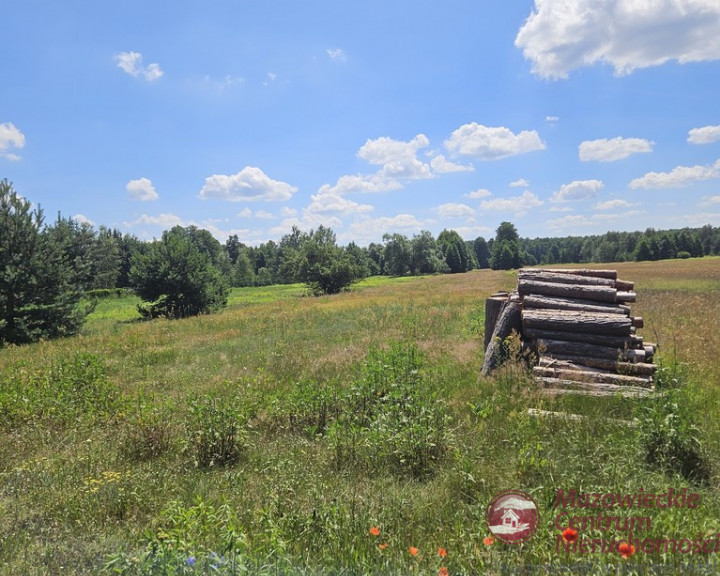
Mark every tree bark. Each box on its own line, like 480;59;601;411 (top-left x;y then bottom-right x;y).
537;353;657;376
533;366;653;388
524;327;638;349
522;294;630;316
615;291;637;303
615;279;635;291
481;299;522;376
522;309;632;335
521;268;617;280
536;377;653;397
532;339;645;362
518;270;616;287
484;294;508;351
518;279;617;302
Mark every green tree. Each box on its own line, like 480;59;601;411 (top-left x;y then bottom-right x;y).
410;231;448;275
0;180;89;344
490;222;522;270
382;233;412;276
437;229;471;273
130;227;229;319
297;227;360;295
473;236;491;269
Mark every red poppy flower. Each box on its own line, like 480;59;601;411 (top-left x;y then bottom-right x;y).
438;567;449;576
378;543;388;550
562;528;578;544
409;546;419;557
369;526;380;537
438;547;447;558
483;536;495;546
619;542;636;559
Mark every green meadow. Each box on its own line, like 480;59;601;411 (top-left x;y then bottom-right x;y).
1;258;720;575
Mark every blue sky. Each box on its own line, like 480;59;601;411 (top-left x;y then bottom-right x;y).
2;0;720;245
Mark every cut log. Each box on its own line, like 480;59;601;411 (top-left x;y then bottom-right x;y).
615;279;635;291
631;316;644;329
521;268;617;280
538;353;657;376
518;279;617;303
481;299;522;376
522;309;632;336
522;294;630;316
518;270;616;287
530;339;645;362
484;295;508;350
524;327;638;349
527;408;638;426
615;291;637;303
537;378;653;398
533;366;653;388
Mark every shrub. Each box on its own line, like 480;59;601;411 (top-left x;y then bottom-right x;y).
186;394;248;468
676;250;691;259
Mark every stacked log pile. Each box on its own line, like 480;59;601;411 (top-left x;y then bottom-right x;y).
483;268;657;398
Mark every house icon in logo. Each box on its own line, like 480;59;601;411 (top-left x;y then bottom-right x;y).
485;490;540;544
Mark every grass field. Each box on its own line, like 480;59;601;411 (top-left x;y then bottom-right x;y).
1;258;719;575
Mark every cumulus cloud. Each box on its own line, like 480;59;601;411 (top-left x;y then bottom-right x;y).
444;123;545;160
126;177;159;201
436;203;475;219
317;173;403;196
199;166;297;202
579;137;653;162
326;48;347;61
114;51;164;81
466;188;492;199
0;122;25;161
126;213;185;228
545;116;559;123
479;191;543;216
630;160;720;189
306;193;374;216
700;195;720;205
430;154;474;173
344;214;427;244
594;199;635;210
72;214;94;226
510;178;530;188
688;125;720;144
548;210;644;231
357;134;432;180
551;179;604;202
515;0;720;79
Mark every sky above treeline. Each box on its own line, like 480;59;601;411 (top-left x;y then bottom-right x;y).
2;0;720;245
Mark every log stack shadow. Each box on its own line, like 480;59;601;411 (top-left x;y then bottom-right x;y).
482;268;657;398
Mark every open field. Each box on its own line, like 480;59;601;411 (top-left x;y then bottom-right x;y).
1;258;719;575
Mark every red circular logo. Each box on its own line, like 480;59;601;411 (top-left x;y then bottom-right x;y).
485;490;540;544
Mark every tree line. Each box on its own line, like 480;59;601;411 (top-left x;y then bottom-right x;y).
2;179;719;344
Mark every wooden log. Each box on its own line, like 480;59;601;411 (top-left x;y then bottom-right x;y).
522;294;631;316
616;291;637;303
615;279;635;291
518;270;616;287
481;299;522;376
518;279;617;303
522;309;632;336
533;366;653;388
524;327;638;349
521;268;617;280
537;353;657;376
643;345;655;362
527;408;638;427
631;316;644;329
530;339;646;362
484;295;508;350
536;378;653;398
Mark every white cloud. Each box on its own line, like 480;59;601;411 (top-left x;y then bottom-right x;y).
306;193;374;216
127;213;185;228
281;206;298;218
466;188;492;199
430;154;474;173
72;214;94;226
344;214;427;244
126;177;159;201
551;179;604;202
445;123;546;160
510;178;529;188
516;0;720;79
450;225;493;240
0;122;25;160
237;208;252;218
579;137;653;162
594;199;635;210
688;125;720;144
436;203;475;219
630;160;720;189
254;210;275;220
545;116;559;123
199;166;297;202
700;195;720;205
547;210;644;231
480;191;543;216
548;206;573;212
326;48;347;61
357;134;432;180
317;173;403;196
114;51;164;81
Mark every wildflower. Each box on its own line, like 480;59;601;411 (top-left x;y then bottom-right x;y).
562;527;578;544
483;536;495;546
438;567;449;576
409;546;419;557
618;542;636;559
438;547;447;558
378;543;388;550
369;526;380;537
186;556;196;566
